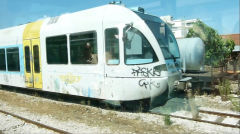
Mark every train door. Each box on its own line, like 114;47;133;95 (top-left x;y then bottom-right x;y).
104;27;122;77
23;38;42;89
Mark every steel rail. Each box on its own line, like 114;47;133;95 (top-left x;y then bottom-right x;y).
150;112;240;129
199;110;240;119
0;109;71;134
1;86;239;129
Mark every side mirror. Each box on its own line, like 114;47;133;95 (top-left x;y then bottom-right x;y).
122;22;133;43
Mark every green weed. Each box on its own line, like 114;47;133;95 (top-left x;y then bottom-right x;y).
218;79;232;101
164;115;172;126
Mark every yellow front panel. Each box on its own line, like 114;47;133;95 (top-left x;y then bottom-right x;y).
23;20;43;89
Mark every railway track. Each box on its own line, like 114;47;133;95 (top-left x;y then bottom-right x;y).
0;109;71;134
1;86;240;130
150;109;240;129
199;109;240;119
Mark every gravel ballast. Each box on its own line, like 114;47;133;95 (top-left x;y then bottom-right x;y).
0;89;239;134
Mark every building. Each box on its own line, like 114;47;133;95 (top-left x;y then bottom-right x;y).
160;15;198;39
161;16;240;54
221;34;240;52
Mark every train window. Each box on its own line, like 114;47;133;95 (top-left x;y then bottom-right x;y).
123;27;158;65
33;45;40;73
46;35;68;64
70;31;98;64
105;28;119;65
0;49;6;71
7;47;20;71
24;46;31;72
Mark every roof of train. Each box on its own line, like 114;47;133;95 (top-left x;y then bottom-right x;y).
0;4;141;45
0;24;26;45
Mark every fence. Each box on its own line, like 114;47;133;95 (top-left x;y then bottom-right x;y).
182;51;240;94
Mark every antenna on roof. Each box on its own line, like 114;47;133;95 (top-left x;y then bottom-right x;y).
109;1;122;5
130;7;145;14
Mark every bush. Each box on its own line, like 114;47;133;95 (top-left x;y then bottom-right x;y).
187;21;235;67
218;79;232;101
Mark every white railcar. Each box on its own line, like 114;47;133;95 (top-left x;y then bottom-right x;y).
0;4;182;108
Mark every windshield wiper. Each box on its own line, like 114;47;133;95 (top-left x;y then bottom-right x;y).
170;52;176;62
162;46;176;62
157;38;176;62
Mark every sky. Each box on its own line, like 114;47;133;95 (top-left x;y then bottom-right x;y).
0;0;239;35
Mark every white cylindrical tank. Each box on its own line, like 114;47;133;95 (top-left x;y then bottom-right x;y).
177;37;205;72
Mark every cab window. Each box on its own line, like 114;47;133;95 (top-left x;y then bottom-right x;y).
124;27;158;65
105;28;119;65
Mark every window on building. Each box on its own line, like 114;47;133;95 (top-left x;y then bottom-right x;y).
33;45;40;73
46;35;68;64
0;49;6;71
70;31;98;64
105;28;119;65
185;22;193;27
7;47;20;71
24;46;31;72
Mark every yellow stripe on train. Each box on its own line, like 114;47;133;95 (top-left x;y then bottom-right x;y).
23;20;43;89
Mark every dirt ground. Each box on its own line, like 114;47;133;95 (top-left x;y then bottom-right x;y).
0;81;239;134
0;89;186;134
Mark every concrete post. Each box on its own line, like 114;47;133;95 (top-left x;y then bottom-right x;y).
186;82;199;119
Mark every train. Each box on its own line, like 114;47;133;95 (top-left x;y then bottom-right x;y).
0;3;184;109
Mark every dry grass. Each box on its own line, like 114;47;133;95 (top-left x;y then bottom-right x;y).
0;90;185;134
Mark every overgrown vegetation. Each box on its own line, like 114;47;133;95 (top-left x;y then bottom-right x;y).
164;115;172;126
218;79;232;101
229;96;240;111
217;79;240;111
186;20;235;67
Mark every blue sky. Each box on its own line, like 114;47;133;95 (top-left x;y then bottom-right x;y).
0;0;239;35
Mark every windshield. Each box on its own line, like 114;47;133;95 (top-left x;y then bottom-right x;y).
135;12;180;60
146;21;180;59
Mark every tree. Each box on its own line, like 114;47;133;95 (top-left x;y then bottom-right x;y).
186;20;235;67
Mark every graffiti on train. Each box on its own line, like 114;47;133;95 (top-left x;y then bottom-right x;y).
131;66;161;77
59;73;81;84
138;79;160;90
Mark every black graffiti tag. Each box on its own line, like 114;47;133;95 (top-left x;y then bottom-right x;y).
139;79;149;89
139;79;161;90
132;66;161;77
